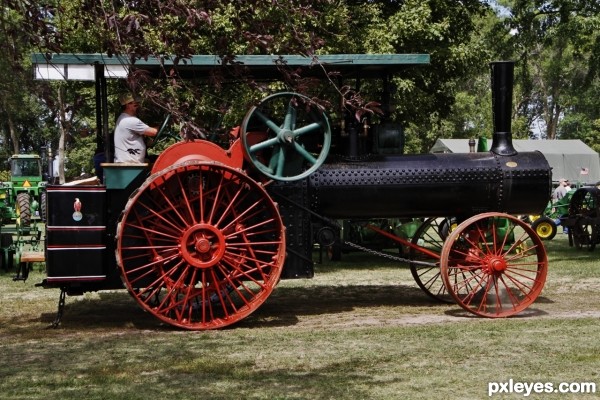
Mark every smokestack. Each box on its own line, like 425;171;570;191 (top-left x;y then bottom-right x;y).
490;61;517;156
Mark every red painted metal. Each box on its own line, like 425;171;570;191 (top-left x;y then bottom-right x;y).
440;212;547;317
116;161;286;330
366;224;440;260
366;220;452;302
151;139;244;174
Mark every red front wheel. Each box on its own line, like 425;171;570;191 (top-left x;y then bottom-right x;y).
116;161;286;330
440;213;547;318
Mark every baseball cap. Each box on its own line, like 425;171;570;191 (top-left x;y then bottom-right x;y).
119;93;136;105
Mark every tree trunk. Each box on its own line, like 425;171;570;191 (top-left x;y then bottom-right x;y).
7;114;19;155
2;97;19;155
546;103;561;140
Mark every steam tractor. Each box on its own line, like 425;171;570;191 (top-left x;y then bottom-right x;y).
32;54;552;330
560;186;600;250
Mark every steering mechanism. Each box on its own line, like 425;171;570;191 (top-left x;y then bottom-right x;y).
148;114;177;147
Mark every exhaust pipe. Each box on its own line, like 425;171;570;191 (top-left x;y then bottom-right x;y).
490;61;517;156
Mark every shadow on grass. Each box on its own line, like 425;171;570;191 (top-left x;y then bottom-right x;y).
17;283;553;331
244;283;440;327
11;283;443;331
443;307;550;320
36;291;161;331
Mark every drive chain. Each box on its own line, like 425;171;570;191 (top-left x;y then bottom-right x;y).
344;241;439;268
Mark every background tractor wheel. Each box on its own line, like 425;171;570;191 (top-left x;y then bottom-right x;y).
39;191;47;222
0;233;14;271
16;192;31;227
531;216;557;240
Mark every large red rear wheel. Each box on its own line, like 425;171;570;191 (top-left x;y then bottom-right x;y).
440;213;547;318
116;161;286;330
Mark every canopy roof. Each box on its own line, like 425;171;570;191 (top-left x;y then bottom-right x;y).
32;52;429;163
430;139;600;184
32;53;430;81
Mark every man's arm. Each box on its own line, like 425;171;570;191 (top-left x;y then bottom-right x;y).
144;127;158;137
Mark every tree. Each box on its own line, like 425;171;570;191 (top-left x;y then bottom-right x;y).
0;5;43;156
321;0;494;152
497;0;600;142
3;0;527;164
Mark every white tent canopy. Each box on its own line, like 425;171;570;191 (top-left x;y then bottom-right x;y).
430;139;600;184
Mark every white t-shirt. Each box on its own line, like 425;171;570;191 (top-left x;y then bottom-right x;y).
114;113;151;163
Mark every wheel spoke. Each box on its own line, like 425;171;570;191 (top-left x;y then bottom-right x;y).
117;162;285;330
283;102;296;130
249;136;279;154
206;171;225;225
274;146;286;177
265;145;280;173
254;109;282;134
292;121;322;137
293;142;318;165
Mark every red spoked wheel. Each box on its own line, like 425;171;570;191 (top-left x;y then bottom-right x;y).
116;161;286;330
440;212;547;318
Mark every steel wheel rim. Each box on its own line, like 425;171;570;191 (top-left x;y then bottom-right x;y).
116;161;286;330
440;213;547;318
409;217;454;303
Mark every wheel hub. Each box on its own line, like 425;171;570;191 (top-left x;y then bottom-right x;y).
180;224;226;269
485;255;507;273
196;238;211;253
279;129;294;145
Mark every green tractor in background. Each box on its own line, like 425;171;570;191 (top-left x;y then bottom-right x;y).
529;190;574;240
0;154;46;270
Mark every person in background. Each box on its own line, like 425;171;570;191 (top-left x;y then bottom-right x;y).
114;93;158;163
552;178;568;201
552;178;570;233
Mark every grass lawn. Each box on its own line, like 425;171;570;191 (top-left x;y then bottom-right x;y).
0;233;599;399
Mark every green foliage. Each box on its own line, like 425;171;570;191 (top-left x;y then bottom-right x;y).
65;135;96;179
2;0;600;160
0;5;43;154
395;3;496;152
499;0;600;140
559;113;600;153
